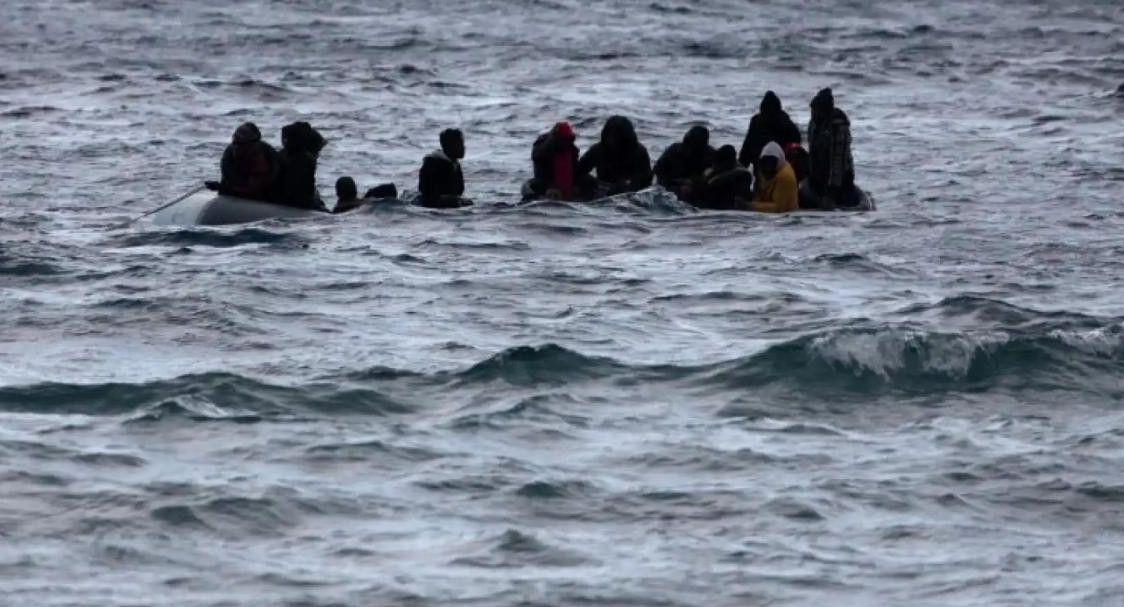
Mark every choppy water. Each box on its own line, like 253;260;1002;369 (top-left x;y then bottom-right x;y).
3;0;1124;605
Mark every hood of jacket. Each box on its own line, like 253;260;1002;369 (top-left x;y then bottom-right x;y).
760;141;788;170
601;115;639;150
682;125;710;152
760;91;783;115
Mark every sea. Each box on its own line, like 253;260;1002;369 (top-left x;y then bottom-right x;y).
2;0;1124;605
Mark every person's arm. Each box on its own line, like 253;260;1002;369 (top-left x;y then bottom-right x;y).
577;144;600;177
828;122;851;190
630;146;653;189
738;120;755;167
532;134;554;163
653;145;677;188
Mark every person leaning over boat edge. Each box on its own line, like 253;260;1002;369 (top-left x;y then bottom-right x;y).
418;128;471;208
204;122;279;201
577;115;653;197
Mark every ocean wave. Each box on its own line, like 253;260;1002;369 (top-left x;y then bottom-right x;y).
4;322;1122;418
0;372;415;418
114;227;308;249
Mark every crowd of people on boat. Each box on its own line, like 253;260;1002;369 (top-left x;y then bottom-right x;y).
206;87;862;214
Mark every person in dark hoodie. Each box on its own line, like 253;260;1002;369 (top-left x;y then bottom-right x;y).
273;121;328;211
806;87;858;208
418;128;469;208
697;145;753;210
654;125;715;203
206;122;280;201
577;115;653;197
738;91;802;171
524;121;581;201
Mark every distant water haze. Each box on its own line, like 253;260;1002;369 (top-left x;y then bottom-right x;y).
2;0;1123;605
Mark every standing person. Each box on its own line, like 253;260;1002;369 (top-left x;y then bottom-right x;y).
273;121;328;211
577;115;653;197
806;88;857;208
750;142;799;214
524;122;580;201
207;122;280;201
697;145;753;210
738;91;801;171
654;125;715;203
417;128;469;208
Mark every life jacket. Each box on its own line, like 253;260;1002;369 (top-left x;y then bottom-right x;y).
553;150;574;198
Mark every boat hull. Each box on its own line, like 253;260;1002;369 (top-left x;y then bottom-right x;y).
151;192;323;226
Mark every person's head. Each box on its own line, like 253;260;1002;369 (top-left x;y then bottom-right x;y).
713;145;737;172
335;176;358;202
231;122;262;158
760;91;783;116
440;128;465;160
811;88;835;123
601;115;638;151
553;121;576;143
683;125;710;151
758;142;787;178
281;121;326;157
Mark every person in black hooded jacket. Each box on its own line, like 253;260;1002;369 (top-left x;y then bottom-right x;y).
418;128;469;208
654;125;715;202
208;122;280;201
273;121;328;211
577;115;653;196
738;91;802;171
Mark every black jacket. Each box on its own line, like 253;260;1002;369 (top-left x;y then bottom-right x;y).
219;142;279;201
272;122;328;210
529;132;580;195
577;116;653;194
273;150;326;210
738;92;802;168
698;168;753;210
654;142;715;190
418;150;465;208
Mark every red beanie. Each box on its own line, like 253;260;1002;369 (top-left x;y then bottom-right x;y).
554;121;575;140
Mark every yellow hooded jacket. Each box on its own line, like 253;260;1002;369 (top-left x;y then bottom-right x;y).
751;142;799;213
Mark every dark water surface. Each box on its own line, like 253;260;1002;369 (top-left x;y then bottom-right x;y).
2;1;1124;605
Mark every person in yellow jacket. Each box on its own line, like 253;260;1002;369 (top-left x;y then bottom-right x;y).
749;141;799;213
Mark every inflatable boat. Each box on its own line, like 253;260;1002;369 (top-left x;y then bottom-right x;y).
151;191;324;226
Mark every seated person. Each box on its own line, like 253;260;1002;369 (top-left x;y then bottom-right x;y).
418;128;470;208
750;142;799;214
524;122;580;201
654;125;715;203
272;121;328;211
697;145;753;210
577;115;653;197
207;122;279;201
